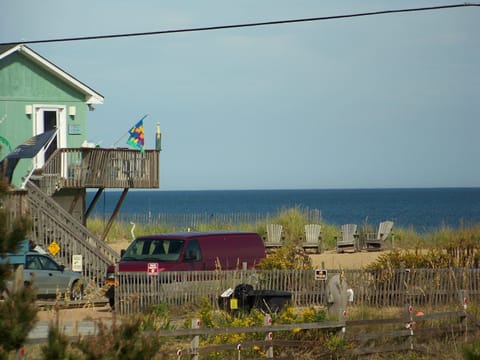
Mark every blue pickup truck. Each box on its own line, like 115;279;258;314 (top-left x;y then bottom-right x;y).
1;240;84;300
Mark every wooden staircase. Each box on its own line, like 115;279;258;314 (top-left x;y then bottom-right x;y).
25;180;120;286
6;146;160;287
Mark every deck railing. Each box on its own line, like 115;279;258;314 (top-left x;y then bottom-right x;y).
39;148;159;193
3;189;29;221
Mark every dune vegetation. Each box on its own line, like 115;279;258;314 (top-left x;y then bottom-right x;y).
87;207;480;268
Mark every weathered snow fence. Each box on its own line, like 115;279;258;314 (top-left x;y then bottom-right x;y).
114;268;480;315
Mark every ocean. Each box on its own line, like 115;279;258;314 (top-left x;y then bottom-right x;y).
87;188;480;233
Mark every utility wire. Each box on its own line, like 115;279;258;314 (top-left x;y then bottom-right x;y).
1;3;479;46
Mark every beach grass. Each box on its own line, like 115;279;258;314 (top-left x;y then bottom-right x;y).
87;207;480;251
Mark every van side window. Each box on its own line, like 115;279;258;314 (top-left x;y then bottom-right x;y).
184;240;201;261
150;240;166;255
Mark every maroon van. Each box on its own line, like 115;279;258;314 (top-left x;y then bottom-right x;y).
105;231;266;305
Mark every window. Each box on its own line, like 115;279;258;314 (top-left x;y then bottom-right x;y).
26;256;41;270
26;255;61;271
184;240;201;261
41;256;61;271
123;238;185;261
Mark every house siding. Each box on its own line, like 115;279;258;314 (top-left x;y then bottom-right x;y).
0;51;89;187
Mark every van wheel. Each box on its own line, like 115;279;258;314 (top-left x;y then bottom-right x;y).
105;285;115;309
70;281;83;301
108;295;115;310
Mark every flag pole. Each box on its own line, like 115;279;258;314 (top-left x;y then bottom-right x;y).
112;114;148;147
112;129;131;148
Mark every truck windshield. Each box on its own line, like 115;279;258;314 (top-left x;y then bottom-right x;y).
122;238;185;262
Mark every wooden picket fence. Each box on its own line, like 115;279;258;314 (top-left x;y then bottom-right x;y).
114;268;480;315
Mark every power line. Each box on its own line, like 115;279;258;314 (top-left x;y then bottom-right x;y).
1;3;479;46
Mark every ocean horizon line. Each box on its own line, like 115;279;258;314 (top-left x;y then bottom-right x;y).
88;186;480;193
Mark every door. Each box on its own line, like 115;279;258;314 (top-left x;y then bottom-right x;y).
33;106;66;169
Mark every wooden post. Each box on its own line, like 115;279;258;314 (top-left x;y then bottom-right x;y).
398;263;406;306
339;309;347;337
72;321;78;336
191;318;201;360
101;188;128;240
459;290;468;341
15;347;25;360
264;314;273;358
405;304;414;350
114;263;119;314
84;187;104;221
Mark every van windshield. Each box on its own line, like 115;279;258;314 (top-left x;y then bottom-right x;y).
122;238;185;262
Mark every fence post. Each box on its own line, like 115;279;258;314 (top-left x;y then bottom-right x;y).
264;314;273;358
339;309;347;337
114;263;119;314
176;349;183;359
191;318;201;360
15;347;25;360
405;304;414;350
459;290;468;341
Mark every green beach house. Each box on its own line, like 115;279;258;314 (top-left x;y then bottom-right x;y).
0;44;104;188
1;44;160;286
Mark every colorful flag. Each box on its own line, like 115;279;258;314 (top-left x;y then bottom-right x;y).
126;115;147;152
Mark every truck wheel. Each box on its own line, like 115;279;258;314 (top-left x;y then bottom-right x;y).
70;281;83;301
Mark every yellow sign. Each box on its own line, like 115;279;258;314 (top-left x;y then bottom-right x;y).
48;241;60;256
230;298;238;310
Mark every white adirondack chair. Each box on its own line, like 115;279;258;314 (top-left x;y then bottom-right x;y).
263;224;284;251
302;224;322;253
365;220;394;251
336;224;358;253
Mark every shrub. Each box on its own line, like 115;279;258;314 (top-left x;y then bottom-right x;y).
258;245;312;270
463;339;480;360
74;316;167;360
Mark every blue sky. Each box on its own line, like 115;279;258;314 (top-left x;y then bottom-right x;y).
2;1;479;190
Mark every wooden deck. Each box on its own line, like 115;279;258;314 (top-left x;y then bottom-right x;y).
38;148;159;192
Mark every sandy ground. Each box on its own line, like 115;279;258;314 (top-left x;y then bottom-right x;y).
37;242;384;323
37;305;114;323
310;249;385;270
